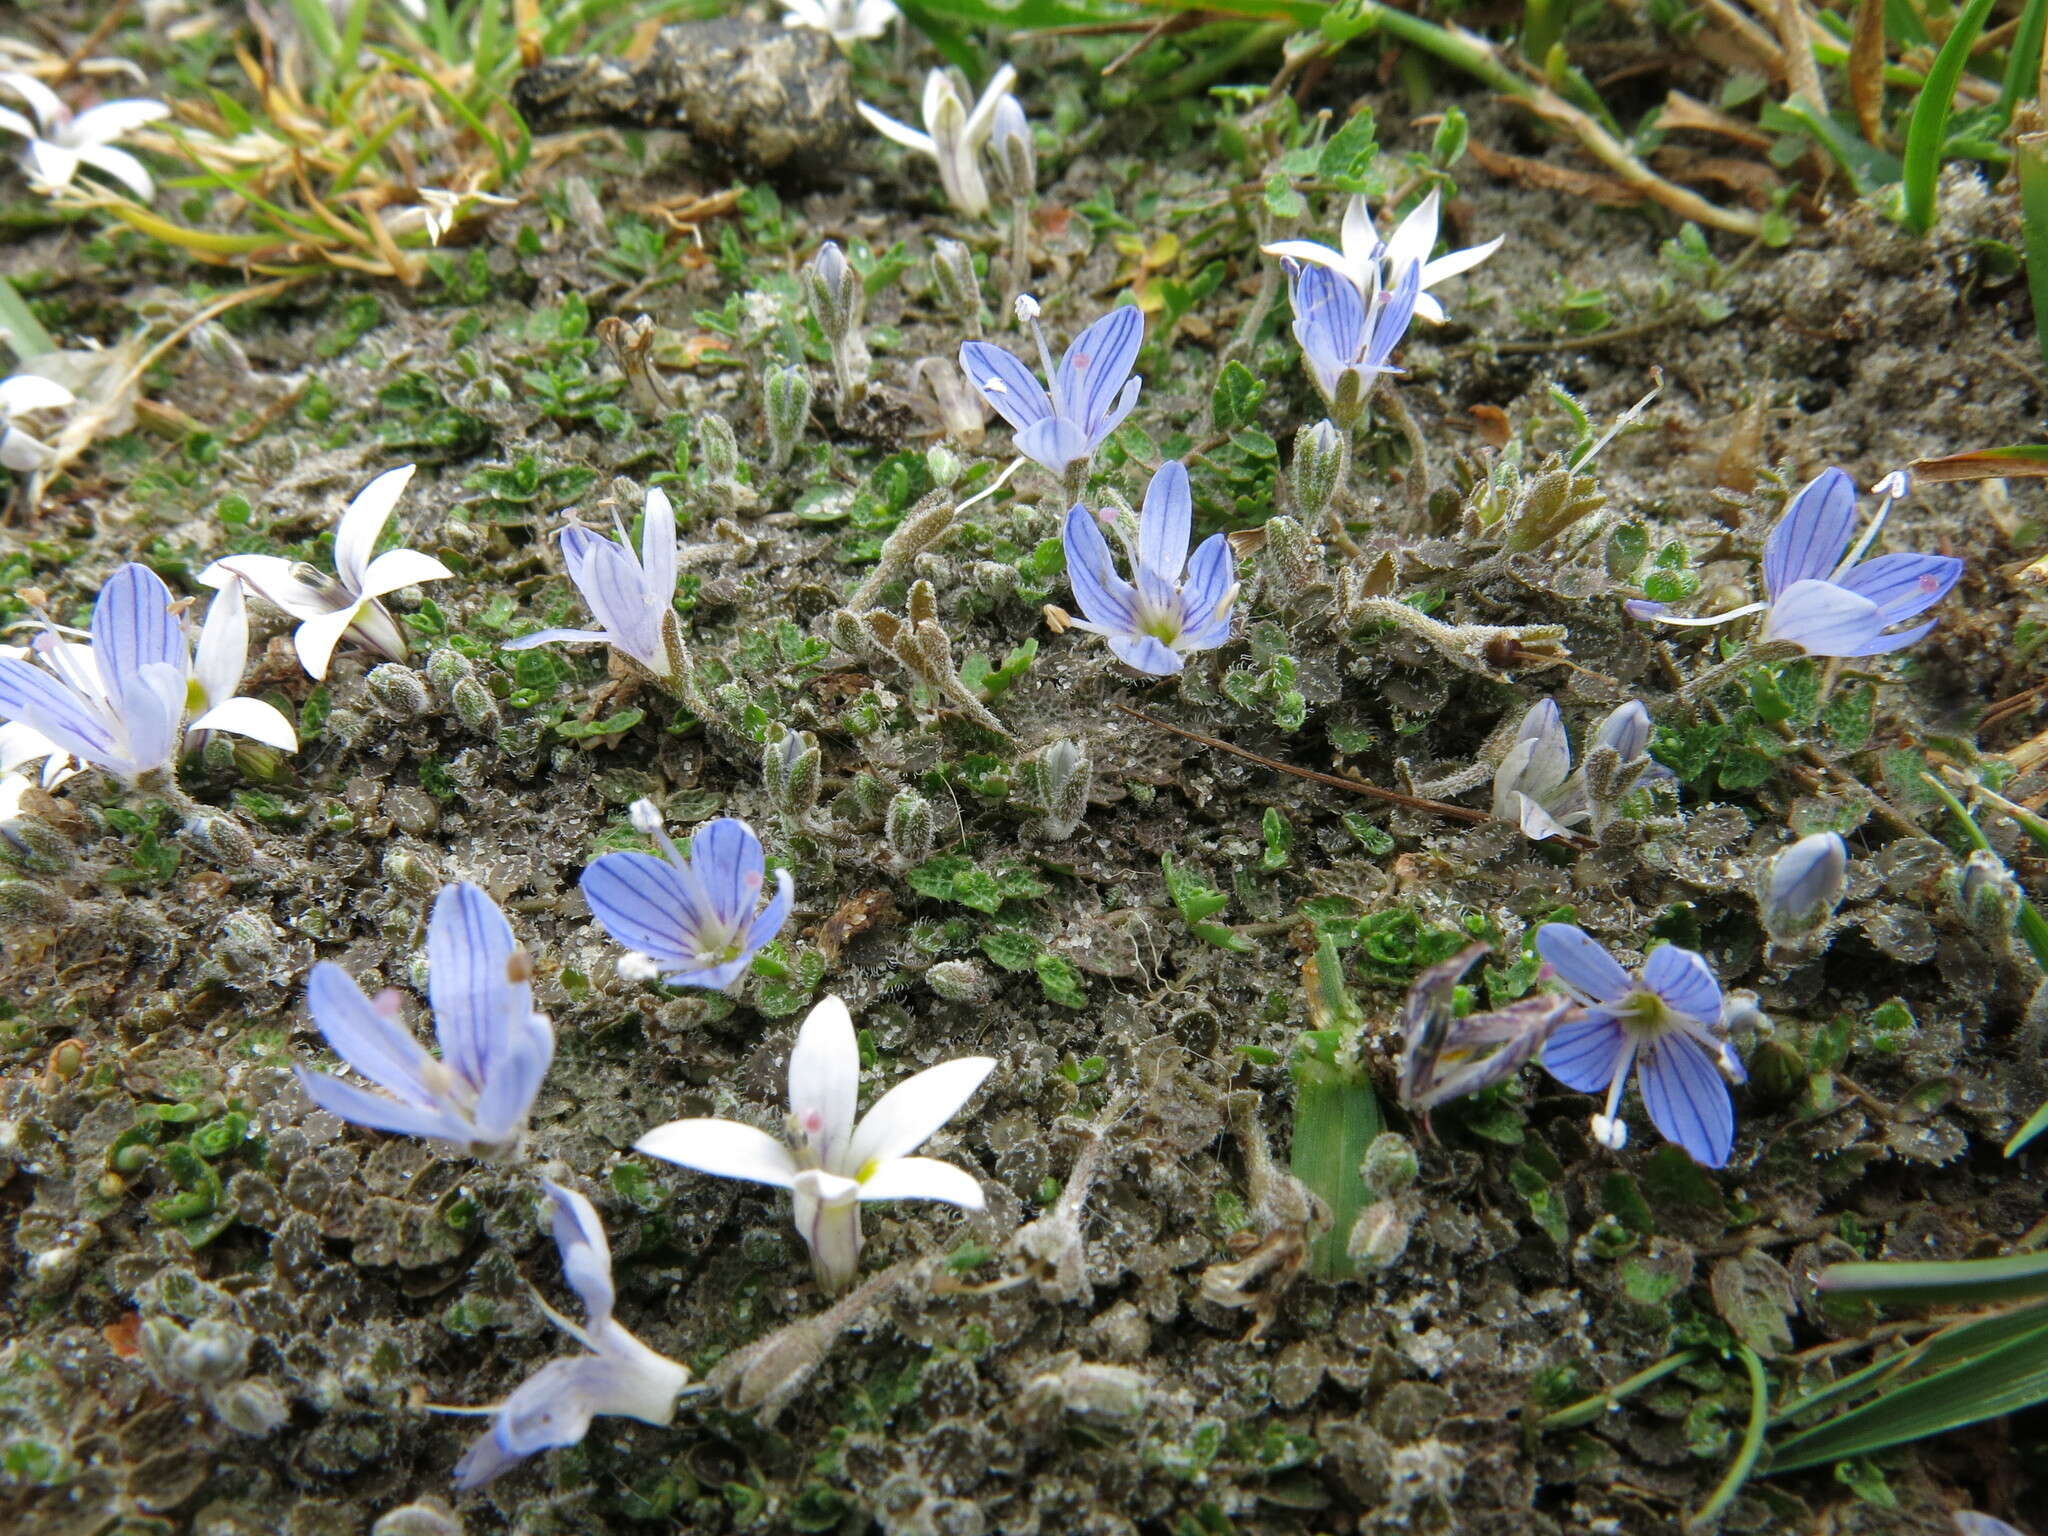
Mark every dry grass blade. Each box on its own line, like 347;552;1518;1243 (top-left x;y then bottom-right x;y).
1850;0;1889;145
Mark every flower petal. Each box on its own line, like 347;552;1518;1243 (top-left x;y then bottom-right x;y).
1260;239;1371;292
1540;1010;1628;1093
1287;261;1364;398
958;340;1052;432
1061;505;1140;634
295;1066;469;1143
187;695;299;752
500;627;612;651
427;881;525;1090
1763;467;1857;598
24;138;81;191
1590;700;1653;760
537;1183;613;1329
334;464;417;592
635;1117;800;1189
0;655;118;768
198;555;336;621
92;563;185;714
561;529;661;666
1175;534;1237;650
191;578;248;709
0;374;75;415
73;143;154;201
639;488;677;614
121;661;185;778
1382;188;1440;278
1054;306;1144;437
68;98;170;144
847;1055;994;1172
357;546;453;603
857;1155;985;1208
1637;1031;1734;1168
1641;943;1723;1028
0;73;61;132
688;817;767;931
470;1013;552;1148
1833;551;1963;624
1535;923;1632;1005
580;851;708;973
856;101;937;157
787;994;860;1172
292;604;362;681
1106;633;1183;675
1016;415;1094;477
1136;460;1192;582
1762;578;1885;657
306;961;437;1101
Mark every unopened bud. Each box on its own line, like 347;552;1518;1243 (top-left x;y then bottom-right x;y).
424;647;473;695
381;846;441;898
1359;1132;1418;1199
988;95;1036;201
762;726;821;818
927;959;990;1003
1;811;76;876
1955;848;2023;944
0;878;68;927
932;240;983;331
450;676;501;735
187;813;257;870
1746;1038;1806;1104
365;663;431;722
1761;832;1849;942
801;241;863;341
1029;738;1090;841
629;798;666;837
926;444;963;489
885;788;934;865
1260;515;1322;596
1290;419;1347;522
1347;1199;1411;1270
698;412;740;483
764;366;813;471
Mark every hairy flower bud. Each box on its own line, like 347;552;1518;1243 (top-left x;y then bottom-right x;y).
763;726;822;819
1290;418;1348;523
424;646;474;695
931;239;983;333
927;958;991;1003
1347;1199;1411;1270
801;241;863;342
450;676;501;735
365;663;432;722
1028;738;1091;841
1;810;76;877
886;787;934;865
1359;1131;1418;1199
764;365;814;471
187;813;257;871
1260;515;1323;598
926;444;963;489
698;412;740;483
1761;832;1849;942
0;878;68;928
987;94;1035;201
1955;848;2024;945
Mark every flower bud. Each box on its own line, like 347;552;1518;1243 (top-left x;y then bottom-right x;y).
926;444;963;489
1745;1038;1806;1104
1347;1199;1411;1270
886;787;934;865
849;771;891;822
1955;848;2023;945
382;846;441;898
365;663;432;722
1029;738;1090;841
187;813;257;871
1290;419;1347;523
424;647;473;695
764;365;814;471
698;412;740;483
1260;515;1322;597
927;959;990;1003
931;239;983;331
800;240;863;342
1;810;76;877
1761;832;1848;942
1359;1131;1418;1199
0;878;68;928
762;726;822;819
213;1376;290;1437
450;676;501;735
988;94;1035;201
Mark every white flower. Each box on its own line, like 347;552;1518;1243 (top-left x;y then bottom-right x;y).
199;463;453;680
0;72;168;201
410;186;517;246
856;65;1016;219
783;0;899;45
0;371;75;472
636;995;993;1291
1262;189;1502;325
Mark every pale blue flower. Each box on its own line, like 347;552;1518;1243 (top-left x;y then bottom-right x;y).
503;487;679;680
1060;459;1236;676
1284;256;1421;419
1537;923;1744;1168
1627;468;1963;657
1761;831;1848;941
581;800;793;988
960;300;1143;480
295;882;554;1153
451;1181;690;1489
1491;698;1669;842
0;562;296;785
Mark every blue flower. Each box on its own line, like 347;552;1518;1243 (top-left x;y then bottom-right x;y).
1060;459;1237;676
0;562;296;785
1627;468;1963;657
580;800;793;989
1536;923;1745;1168
1760;831;1848;942
959;300;1143;481
1283;256;1421;423
295;882;554;1154
502;487;680;681
451;1181;691;1489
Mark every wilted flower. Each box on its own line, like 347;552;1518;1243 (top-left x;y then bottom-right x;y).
960;298;1143;483
782;0;899;45
0;563;296;786
451;1182;691;1489
1537;923;1745;1168
201;464;452;681
0;370;74;471
1760;831;1848;942
1262;189;1502;325
1626;468;1963;658
1060;459;1236;676
503;487;680;681
580;800;793;989
1490;698;1668;842
857;65;1016;218
1397;943;1572;1122
636;994;993;1290
0;72;168;201
296;881;554;1154
1284;257;1421;427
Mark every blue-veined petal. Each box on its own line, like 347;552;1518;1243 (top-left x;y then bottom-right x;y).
295;1066;472;1143
501;627;612;651
1762;578;1885;657
1137;461;1192;582
1535;923;1632;1005
580;851;709;972
469;1012;552;1147
427;881;525;1091
1053;306;1143;435
120;661;186;778
744;868;794;958
91;564;184;717
564;531;663;668
306;961;439;1104
1061;505;1140;633
689;818;767;931
1287;261;1364;398
1591;700;1653;760
0;656;118;768
1833;551;1964;624
1175;533;1236;650
1540;1010;1627;1092
958;340;1051;432
1106;632;1183;675
1637;1031;1734;1167
1362;259;1422;370
1087;375;1142;450
1016;415;1093;476
1641;943;1722;1028
1763;467;1857;598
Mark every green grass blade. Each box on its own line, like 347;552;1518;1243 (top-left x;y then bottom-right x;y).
1768;1314;2048;1471
1764;95;1902;194
2007;1097;2048;1156
1817;1251;2048;1306
0;275;56;360
2020;133;2048;378
1772;1302;2048;1428
1901;0;1997;234
1999;0;2048;129
1689;1346;1768;1528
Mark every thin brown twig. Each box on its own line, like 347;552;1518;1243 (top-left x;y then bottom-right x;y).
58;0;134;84
1113;702;1594;843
